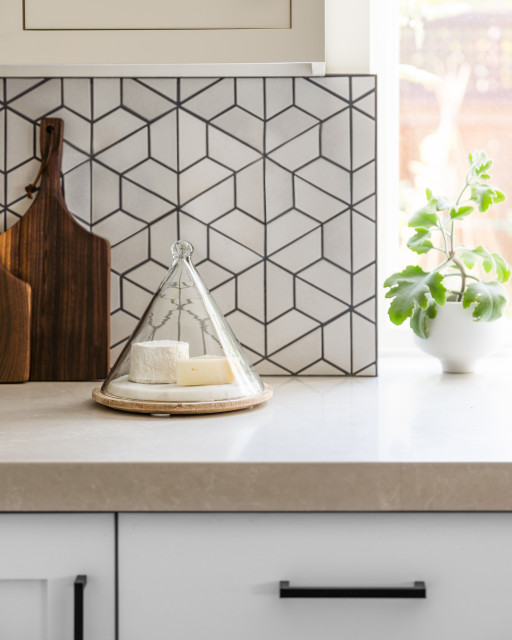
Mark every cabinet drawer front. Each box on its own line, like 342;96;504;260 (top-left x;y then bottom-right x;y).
119;513;512;640
0;514;115;640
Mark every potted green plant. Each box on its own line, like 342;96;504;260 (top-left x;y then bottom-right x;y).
384;150;510;372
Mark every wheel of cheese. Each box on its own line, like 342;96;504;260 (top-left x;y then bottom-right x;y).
129;340;189;384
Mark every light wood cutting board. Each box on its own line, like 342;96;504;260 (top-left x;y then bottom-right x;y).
0;262;31;382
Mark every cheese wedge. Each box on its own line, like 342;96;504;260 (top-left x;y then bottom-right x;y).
176;355;235;386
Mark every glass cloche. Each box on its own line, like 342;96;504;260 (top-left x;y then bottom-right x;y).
100;240;267;408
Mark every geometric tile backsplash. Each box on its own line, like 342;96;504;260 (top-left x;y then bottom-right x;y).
0;76;377;375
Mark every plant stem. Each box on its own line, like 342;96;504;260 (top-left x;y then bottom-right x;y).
455;183;469;206
434;257;451;273
455;171;471;206
443;171;474;301
449;252;467;301
437;214;449;255
449;173;471;254
437;175;471;268
442;272;480;282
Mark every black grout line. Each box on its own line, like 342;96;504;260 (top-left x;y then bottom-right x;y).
121;102;176;126
304;76;352;105
91;122;149;158
179;103;264;155
2;78;6;233
263;77;269;353
349;77;354;374
114;512;119;640
374;74;379;377
133;77;179;107
89;78;94;231
4;78;47;106
146;122;151;159
176;78;181;239
180;77;222;105
232;102;265;122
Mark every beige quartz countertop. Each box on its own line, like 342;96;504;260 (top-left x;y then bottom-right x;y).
1;357;512;512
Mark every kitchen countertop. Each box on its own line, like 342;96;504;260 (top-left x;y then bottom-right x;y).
1;356;512;512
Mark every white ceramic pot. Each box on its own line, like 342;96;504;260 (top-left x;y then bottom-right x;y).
412;301;506;373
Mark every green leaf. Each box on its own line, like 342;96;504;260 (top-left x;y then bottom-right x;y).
459;247;478;270
461;245;493;272
459;251;476;270
468;150;493;176
408;189;449;228
471;184;494;212
435;196;451;211
384;265;446;325
462;281;508;321
458;246;509;280
449;205;474;220
407;228;434;254
471;183;503;212
408;205;437;229
493;189;505;203
492;252;511;283
410;298;438;339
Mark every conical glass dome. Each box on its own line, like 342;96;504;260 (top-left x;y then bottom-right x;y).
102;240;265;404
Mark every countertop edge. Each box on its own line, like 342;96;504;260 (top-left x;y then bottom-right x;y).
2;462;512;512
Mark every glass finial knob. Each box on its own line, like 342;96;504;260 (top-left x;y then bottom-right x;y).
172;240;194;259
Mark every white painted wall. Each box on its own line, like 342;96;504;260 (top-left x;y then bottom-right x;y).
325;0;370;73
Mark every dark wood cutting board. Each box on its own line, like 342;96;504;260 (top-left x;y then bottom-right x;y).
0;262;31;382
0;118;110;381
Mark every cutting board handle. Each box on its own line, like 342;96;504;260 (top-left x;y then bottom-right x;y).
38;118;64;200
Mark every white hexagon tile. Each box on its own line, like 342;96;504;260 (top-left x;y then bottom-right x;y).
0;76;377;375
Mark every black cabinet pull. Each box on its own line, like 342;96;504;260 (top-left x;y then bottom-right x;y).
279;580;426;599
74;575;87;640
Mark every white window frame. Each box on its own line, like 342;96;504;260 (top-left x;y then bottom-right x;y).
370;0;415;355
370;0;512;357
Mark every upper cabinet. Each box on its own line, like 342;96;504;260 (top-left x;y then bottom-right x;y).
0;0;325;76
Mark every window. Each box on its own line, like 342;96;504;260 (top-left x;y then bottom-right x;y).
373;0;512;353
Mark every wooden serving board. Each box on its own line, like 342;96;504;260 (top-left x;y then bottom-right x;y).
0;118;110;381
92;384;273;415
0;262;31;382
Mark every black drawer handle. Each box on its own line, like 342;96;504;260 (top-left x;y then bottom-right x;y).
74;575;87;640
279;580;426;599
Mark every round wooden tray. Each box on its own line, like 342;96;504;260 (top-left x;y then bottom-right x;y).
92;384;273;415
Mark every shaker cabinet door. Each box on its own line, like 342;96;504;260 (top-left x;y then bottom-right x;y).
0;0;324;76
0;514;115;640
119;513;512;640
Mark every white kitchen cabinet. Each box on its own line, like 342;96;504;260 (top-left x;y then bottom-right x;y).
0;514;115;640
0;0;324;76
119;513;512;639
